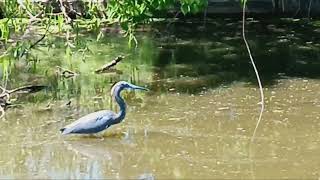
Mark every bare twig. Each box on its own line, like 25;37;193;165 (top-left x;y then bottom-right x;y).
0;86;10;100
95;55;125;73
8;85;47;94
0;106;4;119
0;86;9;119
56;66;78;78
242;3;265;179
166;11;181;31
0;85;47;118
29;33;46;50
293;0;301;18
271;0;275;11
20;16;50;58
308;0;312;20
59;0;72;23
18;2;43;42
203;6;207;28
17;0;35;19
242;1;265;142
21;12;43;40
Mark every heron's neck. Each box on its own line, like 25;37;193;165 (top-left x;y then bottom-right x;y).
113;91;126;124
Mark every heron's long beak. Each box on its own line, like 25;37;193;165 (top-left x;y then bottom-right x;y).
129;84;149;91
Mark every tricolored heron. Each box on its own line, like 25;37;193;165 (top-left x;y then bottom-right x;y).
60;81;148;135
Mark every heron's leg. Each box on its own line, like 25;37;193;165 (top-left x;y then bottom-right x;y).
82;134;98;139
93;132;106;140
123;131;129;139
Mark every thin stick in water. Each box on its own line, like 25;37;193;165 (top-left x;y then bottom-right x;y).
241;1;265;142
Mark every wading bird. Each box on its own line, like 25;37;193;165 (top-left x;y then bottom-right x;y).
60;81;148;135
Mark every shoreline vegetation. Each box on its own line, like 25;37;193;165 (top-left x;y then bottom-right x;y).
1;0;319;59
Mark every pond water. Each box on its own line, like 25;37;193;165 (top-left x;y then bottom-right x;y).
0;18;320;179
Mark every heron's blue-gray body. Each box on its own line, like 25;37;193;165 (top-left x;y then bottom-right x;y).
61;110;115;134
60;81;147;135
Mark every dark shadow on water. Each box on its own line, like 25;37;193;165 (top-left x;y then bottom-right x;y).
3;18;320;98
147;18;320;93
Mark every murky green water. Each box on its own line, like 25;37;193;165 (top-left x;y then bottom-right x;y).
0;19;320;179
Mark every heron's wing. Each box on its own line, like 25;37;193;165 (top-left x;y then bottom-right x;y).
61;110;116;134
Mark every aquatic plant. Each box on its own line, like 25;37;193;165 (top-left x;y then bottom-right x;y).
0;0;207;60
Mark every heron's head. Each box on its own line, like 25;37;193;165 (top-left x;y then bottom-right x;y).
111;81;148;96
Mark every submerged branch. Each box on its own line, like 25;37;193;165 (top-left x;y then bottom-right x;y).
241;2;265;142
0;85;47;118
8;85;47;94
56;66;78;78
95;55;125;74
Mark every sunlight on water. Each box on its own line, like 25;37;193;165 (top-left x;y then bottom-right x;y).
1;19;320;179
1;78;320;179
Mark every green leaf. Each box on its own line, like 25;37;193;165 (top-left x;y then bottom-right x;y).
181;3;188;15
241;0;247;5
120;22;129;31
96;31;104;42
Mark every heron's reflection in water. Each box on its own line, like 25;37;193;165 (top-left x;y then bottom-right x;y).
138;173;155;180
62;130;156;179
63;135;126;177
